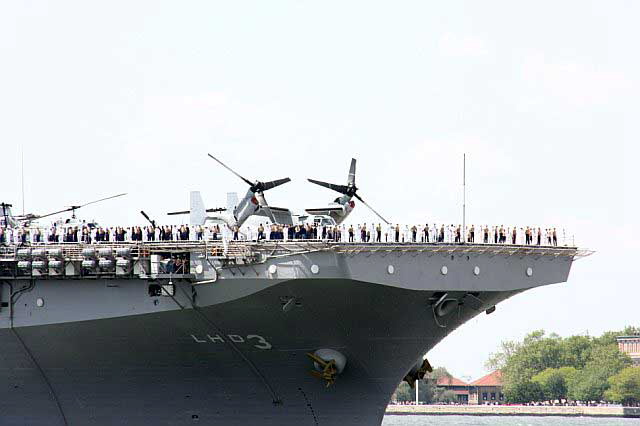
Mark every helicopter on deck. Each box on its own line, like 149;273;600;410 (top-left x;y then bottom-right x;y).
0;194;127;230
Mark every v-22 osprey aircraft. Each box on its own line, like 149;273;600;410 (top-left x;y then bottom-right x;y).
305;158;390;225
167;154;293;229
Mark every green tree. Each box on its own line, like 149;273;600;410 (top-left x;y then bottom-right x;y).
569;368;608;403
487;327;637;404
585;344;631;378
568;344;631;402
494;330;566;396
622;326;640;336
393;382;413;403
604;367;640;406
505;380;544;403
560;335;592;368
532;366;578;402
429;367;452;383
434;389;458;403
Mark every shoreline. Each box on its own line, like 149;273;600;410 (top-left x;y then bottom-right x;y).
385;405;640;418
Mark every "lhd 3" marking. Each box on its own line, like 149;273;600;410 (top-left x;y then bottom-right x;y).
190;333;272;350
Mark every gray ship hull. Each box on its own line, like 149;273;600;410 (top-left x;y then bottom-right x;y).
0;242;583;425
2;280;517;426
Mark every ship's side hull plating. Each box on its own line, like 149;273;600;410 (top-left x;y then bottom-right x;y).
0;244;576;425
1;278;517;426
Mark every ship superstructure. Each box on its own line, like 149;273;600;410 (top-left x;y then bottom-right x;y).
0;238;590;425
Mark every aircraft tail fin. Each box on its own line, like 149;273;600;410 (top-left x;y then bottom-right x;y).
189;191;206;225
227;192;239;213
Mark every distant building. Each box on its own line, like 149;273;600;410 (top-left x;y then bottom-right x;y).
617;336;640;365
436;376;470;404
436;371;504;405
468;371;504;405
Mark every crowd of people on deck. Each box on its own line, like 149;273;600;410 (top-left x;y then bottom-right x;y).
0;222;562;247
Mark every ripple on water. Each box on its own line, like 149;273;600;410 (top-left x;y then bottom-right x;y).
382;415;640;426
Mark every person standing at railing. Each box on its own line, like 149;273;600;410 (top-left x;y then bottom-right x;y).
552;228;558;246
469;225;475;243
34;227;42;243
146;225;155;241
511;227;517;244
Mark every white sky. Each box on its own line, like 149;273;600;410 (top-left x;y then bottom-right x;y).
1;1;638;381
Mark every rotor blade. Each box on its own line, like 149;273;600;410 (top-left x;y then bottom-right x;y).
79;193;127;208
32;206;75;220
254;192;277;224
348;158;356;186
207;154;254;186
354;193;390;225
140;210;156;227
260;177;291;191
140;210;154;224
167;210;191;216
307;179;350;194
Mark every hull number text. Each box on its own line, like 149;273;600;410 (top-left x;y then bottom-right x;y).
190;333;272;350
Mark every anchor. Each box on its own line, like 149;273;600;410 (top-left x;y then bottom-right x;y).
306;349;347;387
403;358;433;388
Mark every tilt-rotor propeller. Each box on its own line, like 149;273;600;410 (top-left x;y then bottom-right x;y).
308;158;390;224
207;153;291;224
167;207;226;216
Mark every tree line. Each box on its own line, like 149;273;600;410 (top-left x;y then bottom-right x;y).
393;367;460;404
486;326;640;406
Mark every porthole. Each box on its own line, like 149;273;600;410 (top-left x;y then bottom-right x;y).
311;264;320;274
526;267;533;277
269;264;278;274
474;266;480;276
387;265;395;274
441;266;448;275
36;298;44;307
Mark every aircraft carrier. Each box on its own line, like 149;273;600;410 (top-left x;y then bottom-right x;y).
0;237;590;425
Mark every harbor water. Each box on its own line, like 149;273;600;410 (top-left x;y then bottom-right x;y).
382;415;640;425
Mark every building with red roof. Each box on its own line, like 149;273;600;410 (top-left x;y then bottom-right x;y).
617;336;640;365
435;375;470;404
435;371;504;405
469;371;504;404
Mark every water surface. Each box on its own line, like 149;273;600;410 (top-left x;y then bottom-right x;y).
382;415;639;425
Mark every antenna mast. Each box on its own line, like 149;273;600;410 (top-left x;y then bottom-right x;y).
462;153;466;244
21;147;25;215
